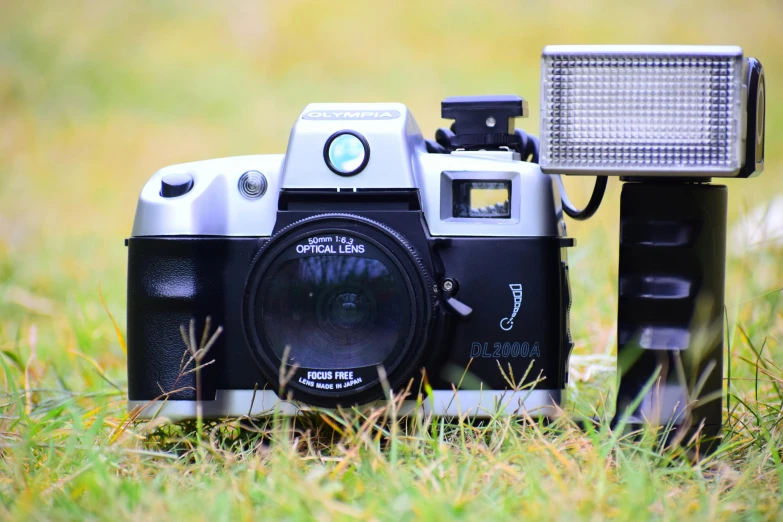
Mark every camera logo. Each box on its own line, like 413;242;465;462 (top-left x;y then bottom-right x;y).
499;284;523;331
302;110;402;120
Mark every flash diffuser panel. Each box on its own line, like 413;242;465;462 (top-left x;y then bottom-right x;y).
539;46;747;177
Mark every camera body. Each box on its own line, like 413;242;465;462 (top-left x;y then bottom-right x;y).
127;100;574;419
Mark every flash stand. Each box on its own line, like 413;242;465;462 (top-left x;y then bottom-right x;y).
614;180;727;451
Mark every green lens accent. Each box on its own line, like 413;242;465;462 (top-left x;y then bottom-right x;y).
328;134;366;174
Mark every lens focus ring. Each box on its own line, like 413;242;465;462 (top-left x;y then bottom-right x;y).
238;170;267;199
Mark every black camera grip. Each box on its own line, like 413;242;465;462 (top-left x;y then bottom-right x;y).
127;238;229;401
615;182;726;448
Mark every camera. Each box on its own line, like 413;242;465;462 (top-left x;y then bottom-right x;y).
127;94;573;418
127;46;765;448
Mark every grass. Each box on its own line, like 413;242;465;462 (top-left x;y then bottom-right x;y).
1;0;783;519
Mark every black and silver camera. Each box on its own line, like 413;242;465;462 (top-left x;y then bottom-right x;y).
127;46;765;445
127;93;573;418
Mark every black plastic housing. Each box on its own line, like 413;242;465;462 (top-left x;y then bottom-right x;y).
127;237;266;401
126;189;572;407
739;58;766;178
614;182;726;449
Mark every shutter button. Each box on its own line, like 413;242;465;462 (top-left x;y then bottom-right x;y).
160;173;194;198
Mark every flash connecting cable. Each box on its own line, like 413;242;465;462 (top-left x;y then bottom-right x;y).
555;175;608;221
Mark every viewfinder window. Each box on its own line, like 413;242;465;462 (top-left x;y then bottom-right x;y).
452;181;511;219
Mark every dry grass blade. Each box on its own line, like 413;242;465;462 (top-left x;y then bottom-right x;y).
98;283;126;356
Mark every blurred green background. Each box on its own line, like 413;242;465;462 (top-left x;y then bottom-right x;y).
0;0;781;400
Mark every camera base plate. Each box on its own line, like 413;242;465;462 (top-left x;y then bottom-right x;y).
127;388;564;421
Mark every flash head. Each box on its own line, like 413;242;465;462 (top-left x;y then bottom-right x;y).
539;45;765;178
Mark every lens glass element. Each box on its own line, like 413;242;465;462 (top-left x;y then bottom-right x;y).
255;241;411;370
326;133;368;175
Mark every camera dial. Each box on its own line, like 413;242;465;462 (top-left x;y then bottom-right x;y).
160;173;194;198
238;170;268;199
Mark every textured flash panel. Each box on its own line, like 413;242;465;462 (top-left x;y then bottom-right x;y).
540;47;744;175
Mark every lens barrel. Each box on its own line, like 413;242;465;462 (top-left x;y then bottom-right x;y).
242;214;435;407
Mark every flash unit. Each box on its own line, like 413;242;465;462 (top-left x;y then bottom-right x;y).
539;45;765;178
535;45;766;446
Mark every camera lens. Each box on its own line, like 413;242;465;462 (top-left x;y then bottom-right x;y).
261;255;405;370
243;215;433;407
